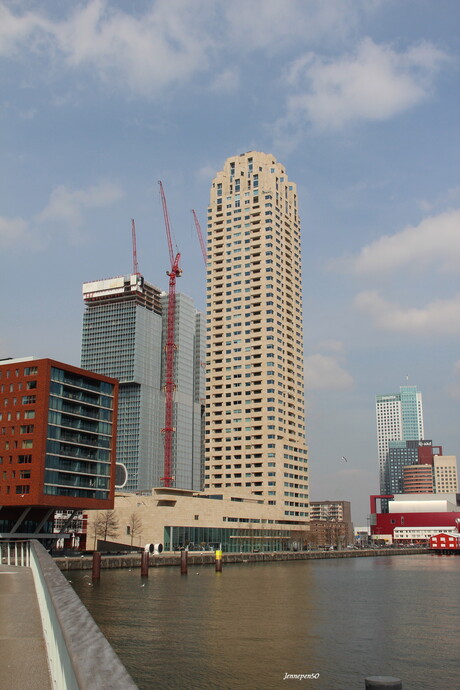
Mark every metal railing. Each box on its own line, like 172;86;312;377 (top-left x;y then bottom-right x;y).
1;540;138;690
1;539;30;566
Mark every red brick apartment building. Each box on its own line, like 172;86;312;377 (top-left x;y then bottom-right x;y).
0;357;118;538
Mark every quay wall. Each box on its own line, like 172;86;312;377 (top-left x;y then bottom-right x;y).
54;547;430;571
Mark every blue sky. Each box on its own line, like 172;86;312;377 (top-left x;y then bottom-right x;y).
1;0;459;524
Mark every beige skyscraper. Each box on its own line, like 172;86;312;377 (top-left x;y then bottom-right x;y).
204;152;309;524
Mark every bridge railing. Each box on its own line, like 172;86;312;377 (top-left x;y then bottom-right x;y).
1;539;30;566
2;539;138;690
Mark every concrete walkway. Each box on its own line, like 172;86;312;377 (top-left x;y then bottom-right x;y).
0;564;52;690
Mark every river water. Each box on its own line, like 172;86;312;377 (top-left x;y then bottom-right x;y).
71;554;458;690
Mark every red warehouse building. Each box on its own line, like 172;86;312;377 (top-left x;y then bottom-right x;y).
370;494;460;544
0;357;118;539
430;533;460;551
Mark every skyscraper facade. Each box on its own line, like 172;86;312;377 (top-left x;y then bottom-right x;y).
204;152;308;523
376;385;424;494
81;273;204;493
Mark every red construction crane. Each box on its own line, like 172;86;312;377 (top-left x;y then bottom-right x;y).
191;209;207;264
158;181;182;488
131;218;139;275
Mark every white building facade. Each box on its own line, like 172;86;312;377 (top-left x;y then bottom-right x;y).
204;152;309;525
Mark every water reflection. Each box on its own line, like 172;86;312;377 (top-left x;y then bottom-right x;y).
71;555;459;690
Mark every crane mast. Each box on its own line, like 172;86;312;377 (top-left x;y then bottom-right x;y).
131;218;139;275
158;181;182;488
192;209;207;264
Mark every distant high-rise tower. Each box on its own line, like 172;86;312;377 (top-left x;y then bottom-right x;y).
81;273;205;493
204;151;309;523
376;385;424;494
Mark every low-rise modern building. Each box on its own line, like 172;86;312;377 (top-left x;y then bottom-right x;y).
307;520;351;548
309;500;353;545
85;487;309;553
370;493;460;544
0;357;118;538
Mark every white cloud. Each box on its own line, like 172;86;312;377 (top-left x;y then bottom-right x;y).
36;181;123;229
349;209;460;274
0;0;380;98
0;181;123;249
0;0;213;96
0;216;29;248
276;37;448;132
418;186;460;214
305;353;353;390
223;0;362;51
210;68;239;94
196;163;220;183
354;291;460;335
0;3;47;56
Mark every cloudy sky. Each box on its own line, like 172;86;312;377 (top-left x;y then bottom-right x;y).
1;0;459;524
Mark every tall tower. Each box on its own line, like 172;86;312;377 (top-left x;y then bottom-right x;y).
376;385;424;494
81;273;205;493
204;152;309;523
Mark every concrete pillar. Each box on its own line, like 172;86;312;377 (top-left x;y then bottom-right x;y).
180;549;188;575
92;551;101;581
141;551;149;577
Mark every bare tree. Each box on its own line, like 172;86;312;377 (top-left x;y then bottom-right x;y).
92;510;119;549
127;512;143;547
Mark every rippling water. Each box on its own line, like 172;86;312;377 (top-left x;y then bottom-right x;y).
71;555;459;690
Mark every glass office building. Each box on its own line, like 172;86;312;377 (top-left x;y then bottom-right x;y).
82;273;204;492
376;385;424;494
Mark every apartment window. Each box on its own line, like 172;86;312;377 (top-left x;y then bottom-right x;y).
22;396;36;405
